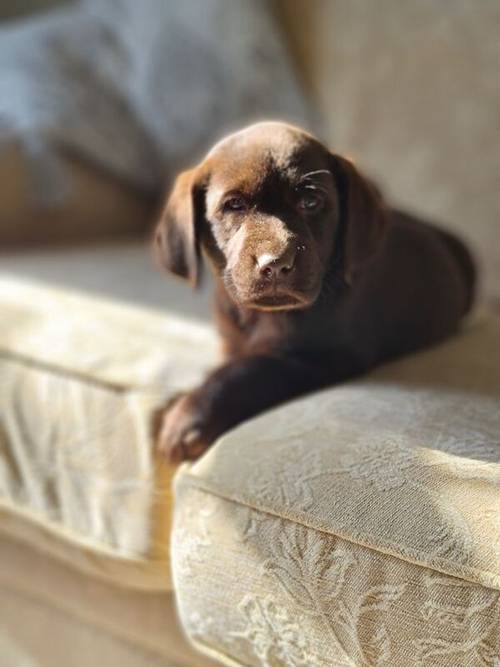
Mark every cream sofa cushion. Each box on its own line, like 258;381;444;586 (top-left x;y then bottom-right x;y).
173;314;500;666
0;276;219;591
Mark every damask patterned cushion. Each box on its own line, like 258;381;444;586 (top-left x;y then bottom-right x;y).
172;314;500;666
0;276;219;590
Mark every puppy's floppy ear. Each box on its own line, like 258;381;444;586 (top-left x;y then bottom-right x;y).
154;165;207;288
330;154;389;283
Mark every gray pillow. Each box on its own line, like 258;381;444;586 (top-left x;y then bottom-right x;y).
0;0;313;199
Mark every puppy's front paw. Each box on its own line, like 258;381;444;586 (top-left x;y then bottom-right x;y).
156;392;213;463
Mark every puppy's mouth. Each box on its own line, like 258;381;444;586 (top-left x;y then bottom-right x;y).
224;269;321;311
251;294;303;311
245;286;318;311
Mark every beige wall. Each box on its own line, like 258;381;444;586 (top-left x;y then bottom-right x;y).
278;0;500;302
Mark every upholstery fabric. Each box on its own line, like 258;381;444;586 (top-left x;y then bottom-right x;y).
0;535;219;667
173;313;500;666
0;276;219;590
2;275;499;665
0;275;218;666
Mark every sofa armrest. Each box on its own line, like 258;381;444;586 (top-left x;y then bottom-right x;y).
172;313;500;666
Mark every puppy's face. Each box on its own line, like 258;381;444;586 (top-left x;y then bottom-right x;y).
202;124;339;310
155;122;387;311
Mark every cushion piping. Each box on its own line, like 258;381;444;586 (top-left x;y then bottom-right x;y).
176;470;500;592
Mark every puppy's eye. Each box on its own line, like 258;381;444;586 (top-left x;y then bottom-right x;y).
224;196;248;212
297;191;324;213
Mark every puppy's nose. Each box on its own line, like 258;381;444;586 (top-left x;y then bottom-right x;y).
257;250;296;279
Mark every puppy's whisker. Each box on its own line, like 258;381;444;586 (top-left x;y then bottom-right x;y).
301;170;331;180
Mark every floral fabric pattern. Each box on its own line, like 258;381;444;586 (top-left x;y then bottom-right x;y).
173;485;500;667
173;314;500;666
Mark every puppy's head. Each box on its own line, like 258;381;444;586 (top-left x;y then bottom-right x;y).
154;122;387;311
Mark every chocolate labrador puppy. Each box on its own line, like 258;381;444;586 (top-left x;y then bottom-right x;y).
154;122;475;462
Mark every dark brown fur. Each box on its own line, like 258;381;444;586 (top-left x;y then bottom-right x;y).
154;122;476;462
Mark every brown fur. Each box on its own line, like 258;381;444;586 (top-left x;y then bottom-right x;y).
154;122;476;462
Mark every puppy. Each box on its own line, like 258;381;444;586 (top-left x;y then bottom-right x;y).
154;122;476;462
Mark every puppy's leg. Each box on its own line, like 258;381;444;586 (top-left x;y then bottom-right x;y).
156;355;326;462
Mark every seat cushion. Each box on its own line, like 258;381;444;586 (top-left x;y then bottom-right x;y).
0;275;219;591
172;313;500;666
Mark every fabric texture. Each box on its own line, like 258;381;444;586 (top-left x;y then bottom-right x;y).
172;312;500;666
0;276;219;590
2;275;499;666
0;275;219;666
0;535;219;667
0;0;311;199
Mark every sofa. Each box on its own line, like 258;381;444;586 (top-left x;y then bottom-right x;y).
1;2;500;666
1;275;499;666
